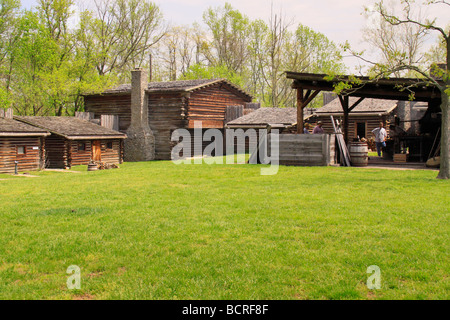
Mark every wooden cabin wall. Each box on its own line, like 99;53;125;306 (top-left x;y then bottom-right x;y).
45;135;69;168
69;140;92;166
100;140;122;164
308;115;393;141
148;93;187;160
0;137;43;173
84;95;131;132
187;84;251;128
69;140;122;166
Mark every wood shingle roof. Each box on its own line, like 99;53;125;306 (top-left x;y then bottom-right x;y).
226;107;298;128
313;98;398;115
0;117;49;137
86;78;252;100
15;116;126;140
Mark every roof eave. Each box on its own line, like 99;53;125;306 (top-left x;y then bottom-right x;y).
0;132;50;137
66;135;127;140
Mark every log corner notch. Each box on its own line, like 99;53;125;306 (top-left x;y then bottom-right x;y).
294;86;321;134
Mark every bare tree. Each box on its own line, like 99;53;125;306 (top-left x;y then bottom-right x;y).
89;0;166;78
363;3;429;76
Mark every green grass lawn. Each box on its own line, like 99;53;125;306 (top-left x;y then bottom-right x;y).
0;160;448;300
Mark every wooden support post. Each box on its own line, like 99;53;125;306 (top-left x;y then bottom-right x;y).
297;88;304;134
338;95;350;144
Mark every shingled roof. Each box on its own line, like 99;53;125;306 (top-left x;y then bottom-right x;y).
88;78;252;100
0;117;49;137
313;97;398;115
15;116;126;140
226;107;298;128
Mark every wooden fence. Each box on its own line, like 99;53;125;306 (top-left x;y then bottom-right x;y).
225;105;244;124
0;108;13;119
75;112;94;121
271;133;336;166
100;115;119;131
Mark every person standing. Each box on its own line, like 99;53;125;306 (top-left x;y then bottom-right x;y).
303;123;310;134
313;121;324;134
372;122;387;157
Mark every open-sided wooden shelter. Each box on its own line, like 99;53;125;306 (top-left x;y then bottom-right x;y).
0;117;49;173
286;72;444;163
286;72;442;142
15;116;126;168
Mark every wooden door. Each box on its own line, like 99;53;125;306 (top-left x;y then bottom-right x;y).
92;140;102;162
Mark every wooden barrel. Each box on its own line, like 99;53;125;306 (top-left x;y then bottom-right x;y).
87;163;98;171
349;142;368;167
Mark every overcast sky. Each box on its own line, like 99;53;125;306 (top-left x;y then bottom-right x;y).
21;0;449;71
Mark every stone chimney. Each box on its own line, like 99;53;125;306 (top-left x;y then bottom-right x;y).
124;68;155;161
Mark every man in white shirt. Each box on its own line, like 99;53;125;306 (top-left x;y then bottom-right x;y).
372;122;387;157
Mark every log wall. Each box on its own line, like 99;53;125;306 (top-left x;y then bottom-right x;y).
45;135;69;168
99;139;122;164
84;95;132;132
0;137;43;173
69;140;92;166
148;93;187;160
187;84;251;128
309;114;394;140
45;136;123;168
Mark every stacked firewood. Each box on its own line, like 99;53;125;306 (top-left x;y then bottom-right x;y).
90;161;119;170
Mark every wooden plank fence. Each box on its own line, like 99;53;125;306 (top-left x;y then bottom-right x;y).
101;115;119;131
244;103;261;115
272;134;336;166
0;108;14;119
225;105;244;124
75;112;94;121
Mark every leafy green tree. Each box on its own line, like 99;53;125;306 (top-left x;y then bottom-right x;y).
0;0;21;100
85;0;165;78
202;2;250;74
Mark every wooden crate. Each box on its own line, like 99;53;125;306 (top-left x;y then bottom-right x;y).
394;153;408;163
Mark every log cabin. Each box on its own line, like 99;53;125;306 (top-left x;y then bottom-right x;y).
0;117;49;173
83;70;253;160
14;116;126;168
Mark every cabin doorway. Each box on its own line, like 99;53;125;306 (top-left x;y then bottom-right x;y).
356;122;367;139
92;140;102;162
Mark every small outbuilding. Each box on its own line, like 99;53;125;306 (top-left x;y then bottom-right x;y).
0;117;49;173
15;116;126;168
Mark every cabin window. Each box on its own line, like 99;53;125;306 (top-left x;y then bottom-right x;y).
78;142;86;151
356;122;367;139
106;141;113;150
17;146;26;155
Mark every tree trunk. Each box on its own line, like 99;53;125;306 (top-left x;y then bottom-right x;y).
437;91;449;179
